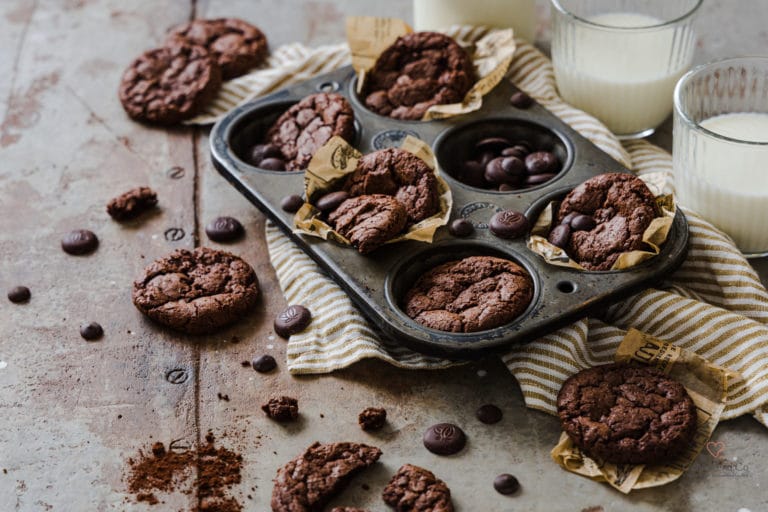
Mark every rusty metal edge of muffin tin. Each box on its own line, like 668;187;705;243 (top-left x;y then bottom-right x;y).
209;65;689;359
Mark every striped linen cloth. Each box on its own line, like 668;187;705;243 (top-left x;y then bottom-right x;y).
191;27;768;428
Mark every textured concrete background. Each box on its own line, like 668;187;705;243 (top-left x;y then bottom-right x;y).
1;1;767;511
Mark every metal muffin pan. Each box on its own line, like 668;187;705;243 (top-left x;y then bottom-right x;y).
210;65;688;358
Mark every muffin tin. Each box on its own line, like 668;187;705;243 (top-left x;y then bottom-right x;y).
209;65;689;358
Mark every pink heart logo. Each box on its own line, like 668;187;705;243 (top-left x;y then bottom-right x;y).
706;441;725;459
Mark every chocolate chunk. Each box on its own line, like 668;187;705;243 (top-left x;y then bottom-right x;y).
475;137;511;154
252;354;277;373
80;322;104;341
61;229;99;255
509;90;533;109
570;214;597;232
107;186;158;221
524;173;556;186
315;190;350;213
358;407;387;431
259;157;286;171
484;157;508;185
489;210;529;239
271;442;382;512
423;423;466;455
502;145;530;159
261;396;299;422
560;211;578;226
274;305;312;339
493;474;520;495
281;194;304;213
205;216;244;242
7;286;30;304
475;404;503;424
382;464;454;512
501;156;525;178
249;143;282;166
548;224;571;248
525;151;558;175
448;218;474;237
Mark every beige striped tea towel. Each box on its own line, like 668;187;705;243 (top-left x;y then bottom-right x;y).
190;27;768;429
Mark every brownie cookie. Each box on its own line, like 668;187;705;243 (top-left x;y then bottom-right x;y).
404;256;533;333
557;364;697;465
271;442;382;512
266;92;355;171
131;247;259;334
363;32;475;120
556;173;659;271
166;18;268;79
329;195;408;254
107;186;158;221
119;42;221;124
382;464;454;512
343;148;439;225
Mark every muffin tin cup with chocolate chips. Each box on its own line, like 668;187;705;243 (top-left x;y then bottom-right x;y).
210;64;689;358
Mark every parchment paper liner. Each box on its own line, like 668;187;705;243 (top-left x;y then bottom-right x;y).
345;16;517;121
552;328;738;493
527;193;676;271
293;135;452;248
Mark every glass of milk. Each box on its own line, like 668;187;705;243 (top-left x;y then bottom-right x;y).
413;0;537;42
673;56;768;257
551;0;701;139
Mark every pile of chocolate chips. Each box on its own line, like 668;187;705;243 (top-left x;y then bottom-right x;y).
126;432;243;511
548;211;597;249
453;137;560;191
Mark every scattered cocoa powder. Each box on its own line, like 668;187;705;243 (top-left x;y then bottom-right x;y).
126;432;243;511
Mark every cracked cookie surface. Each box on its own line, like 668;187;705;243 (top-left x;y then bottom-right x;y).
131;247;259;334
404;256;533;333
329;194;408;254
271;442;382;512
557;363;697;465
382;464;454;512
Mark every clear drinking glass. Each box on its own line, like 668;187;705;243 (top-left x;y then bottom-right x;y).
551;0;701;139
673;57;768;257
413;0;537;42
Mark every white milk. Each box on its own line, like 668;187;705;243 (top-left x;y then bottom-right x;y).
413;0;536;42
676;112;768;254
553;12;691;136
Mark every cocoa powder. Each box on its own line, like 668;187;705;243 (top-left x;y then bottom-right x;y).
126;432;243;511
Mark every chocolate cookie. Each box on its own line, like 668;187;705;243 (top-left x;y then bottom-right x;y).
557;364;697;465
266;92;355;171
131;247;259;334
556;173;659;271
404;256;533;333
329;195;408;254
343;148;439;225
119;42;221;124
363;32;475;120
107;186;158;221
382;464;454;512
271;442;382;512
166;18;268;79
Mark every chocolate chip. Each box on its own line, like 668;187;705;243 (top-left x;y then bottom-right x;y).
510;91;534;109
524;173;556;186
423;423;467;455
80;322;103;341
489;210;529;239
7;286;30;304
274;305;312;338
259;157;286;171
61;229;99;255
475;137;511;154
571;214;597;231
560;211;578;226
478;151;497;167
503;144;531;159
484;157;508;185
476;404;503;424
548;224;571;248
449;218;474;237
315;191;349;213
493;474;520;495
501;156;525;179
460;160;487;188
525;151;558;174
205;216;244;242
281;194;304;213
249;143;282;165
252;354;277;373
